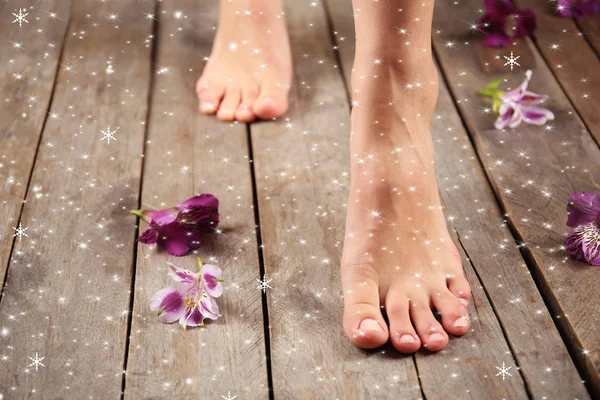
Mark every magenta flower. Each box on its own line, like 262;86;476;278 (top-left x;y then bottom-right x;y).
556;0;600;18
150;258;224;328
131;194;219;256
564;192;600;266
477;0;537;47
494;70;554;130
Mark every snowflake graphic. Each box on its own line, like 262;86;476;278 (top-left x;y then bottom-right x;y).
221;392;238;400
28;353;45;371
257;274;273;293
495;361;513;381
101;126;118;145
12;8;29;27
503;51;520;71
12;223;29;241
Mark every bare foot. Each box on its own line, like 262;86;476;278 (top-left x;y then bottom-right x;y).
196;0;292;122
341;59;472;353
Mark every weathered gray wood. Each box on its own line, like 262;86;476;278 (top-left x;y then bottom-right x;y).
514;0;600;146
0;0;70;290
123;1;269;398
325;0;587;398
432;0;600;397
0;0;154;397
250;2;422;399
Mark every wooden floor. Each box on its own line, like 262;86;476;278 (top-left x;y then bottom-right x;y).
1;0;599;398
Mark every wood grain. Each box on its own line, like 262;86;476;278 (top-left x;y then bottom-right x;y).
514;0;600;146
325;0;587;398
575;15;600;56
432;0;600;397
122;1;269;398
0;0;154;397
250;2;423;399
0;0;70;290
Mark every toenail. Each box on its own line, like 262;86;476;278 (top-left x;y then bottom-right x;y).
357;318;383;332
454;316;469;327
201;103;215;112
459;298;469;306
429;332;444;342
398;334;416;344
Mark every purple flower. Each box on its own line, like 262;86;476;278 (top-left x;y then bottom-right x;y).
478;0;537;47
131;194;219;256
494;70;554;130
556;0;600;18
150;258;224;328
564;192;600;266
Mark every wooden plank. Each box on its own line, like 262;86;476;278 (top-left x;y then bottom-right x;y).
250;2;422;399
122;1;269;398
576;16;600;56
514;0;600;146
0;0;70;289
325;0;587;398
431;0;600;397
0;0;154;397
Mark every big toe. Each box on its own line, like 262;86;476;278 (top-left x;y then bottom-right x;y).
253;81;289;120
341;263;389;349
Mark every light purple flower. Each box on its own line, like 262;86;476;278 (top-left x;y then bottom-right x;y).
477;0;537;48
131;194;219;256
150;258;224;328
564;192;600;266
556;0;600;18
494;70;554;130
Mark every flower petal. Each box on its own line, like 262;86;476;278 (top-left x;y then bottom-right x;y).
502;70;532;102
150;286;187;323
566;192;600;227
201;293;220;320
161;236;191;256
565;227;587;260
521;106;554;125
508;107;523;128
201;264;223;297
145;209;178;225
514;9;537;38
180;306;205;328
177;194;219;212
138;226;158;244
521;91;547;105
168;262;198;283
582;222;600;266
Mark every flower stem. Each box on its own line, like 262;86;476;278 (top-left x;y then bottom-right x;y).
130;209;146;221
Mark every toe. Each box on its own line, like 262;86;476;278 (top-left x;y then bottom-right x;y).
253;80;290;120
197;82;226;115
236;85;259;123
431;289;470;337
217;87;242;122
341;263;389;349
409;295;448;352
447;272;472;307
385;292;421;353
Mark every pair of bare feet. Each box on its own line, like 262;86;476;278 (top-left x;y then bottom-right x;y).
198;0;472;353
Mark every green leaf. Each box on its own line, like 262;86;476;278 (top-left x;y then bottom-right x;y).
478;76;506;98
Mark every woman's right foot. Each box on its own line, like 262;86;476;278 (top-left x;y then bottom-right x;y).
197;0;292;122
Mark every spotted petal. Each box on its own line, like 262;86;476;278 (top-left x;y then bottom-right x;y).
201;293;220;320
201;264;223;297
150;286;187;323
521;106;554;125
180;306;205;328
168;262;198;283
566;192;600;227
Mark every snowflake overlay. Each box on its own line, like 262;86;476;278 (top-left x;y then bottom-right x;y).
221;391;238;400
28;353;45;371
495;362;513;381
101;126;118;145
12;223;29;241
503;51;520;71
257;274;273;293
12;8;29;27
